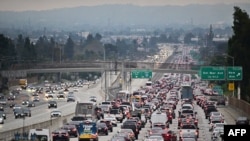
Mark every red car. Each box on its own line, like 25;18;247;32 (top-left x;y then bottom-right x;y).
161;129;177;141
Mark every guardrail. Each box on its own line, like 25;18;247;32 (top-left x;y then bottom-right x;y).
228;97;250;119
0;113;75;141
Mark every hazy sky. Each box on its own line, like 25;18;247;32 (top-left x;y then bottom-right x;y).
1;0;249;11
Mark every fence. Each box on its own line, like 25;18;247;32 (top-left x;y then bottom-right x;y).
228;97;250;119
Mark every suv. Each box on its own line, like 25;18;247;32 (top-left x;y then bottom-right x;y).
100;119;113;132
14;108;25;119
48;101;57;108
235;116;249;125
23;108;31;117
121;122;139;139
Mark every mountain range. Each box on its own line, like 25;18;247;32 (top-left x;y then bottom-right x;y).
0;3;250;31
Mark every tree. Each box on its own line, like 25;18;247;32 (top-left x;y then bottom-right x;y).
86;34;94;43
0;34;16;69
95;33;102;41
184;33;195;44
228;6;250;101
64;37;74;60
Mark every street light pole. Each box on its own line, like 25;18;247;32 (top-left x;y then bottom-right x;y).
225;54;235;97
103;46;107;101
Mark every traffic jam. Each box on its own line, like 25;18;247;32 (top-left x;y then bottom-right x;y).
66;72;225;141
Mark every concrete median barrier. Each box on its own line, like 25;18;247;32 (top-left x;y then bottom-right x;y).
0;113;74;141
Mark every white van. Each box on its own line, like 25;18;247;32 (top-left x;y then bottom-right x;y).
28;129;50;141
150;111;168;128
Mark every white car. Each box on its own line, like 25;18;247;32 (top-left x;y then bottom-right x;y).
211;127;224;140
50;109;62;117
144;135;164;141
104;115;118;127
0;116;4;124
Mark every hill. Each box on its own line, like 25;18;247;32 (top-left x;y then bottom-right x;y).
0;3;250;31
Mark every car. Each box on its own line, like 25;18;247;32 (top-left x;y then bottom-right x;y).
110;136;126;141
96;122;109;135
13;104;22;111
67;95;76;102
118;129;135;141
99;105;111;113
211;127;224;140
57;91;65;99
14;108;25;119
235;116;249;125
100;119;113;132
22;100;29;106
48;101;57;108
33;96;40;102
114;132;131;141
27;101;36;107
209;112;224;122
89;96;97;102
0;106;4;112
51;109;62;117
144;135;164;141
104;115;118;127
23;108;31;117
109;108;124;123
0;99;7;105
0;111;6;119
209;117;224;131
61;124;78;137
121;122;139;139
51;129;70;141
179;123;199;138
179;129;198;141
71;115;87;122
0;116;4;124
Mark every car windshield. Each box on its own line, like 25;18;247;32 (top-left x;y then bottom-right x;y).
182;125;196;129
110;109;119;114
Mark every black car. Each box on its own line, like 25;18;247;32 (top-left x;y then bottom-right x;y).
121;122;139;139
97;123;108;135
57;93;65;99
14;109;25;119
61;124;78;137
48;101;57;108
235;116;249;125
100;119;113;132
27;101;36;107
0;111;6;119
0;106;4;111
23;108;31;117
52;129;70;141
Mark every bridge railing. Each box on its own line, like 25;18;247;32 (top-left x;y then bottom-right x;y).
4;61;203;70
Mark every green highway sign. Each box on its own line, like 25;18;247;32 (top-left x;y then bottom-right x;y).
227;66;243;80
131;70;152;79
200;66;226;80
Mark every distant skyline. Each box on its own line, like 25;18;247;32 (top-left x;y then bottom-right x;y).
0;0;250;11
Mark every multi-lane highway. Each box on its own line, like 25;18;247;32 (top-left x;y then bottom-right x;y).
0;44;245;141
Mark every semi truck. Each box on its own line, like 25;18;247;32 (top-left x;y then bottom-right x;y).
180;83;193;100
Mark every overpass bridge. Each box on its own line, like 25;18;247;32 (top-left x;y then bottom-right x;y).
0;61;201;78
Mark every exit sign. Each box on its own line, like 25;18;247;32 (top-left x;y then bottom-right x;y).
200;66;226;80
131;70;152;79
